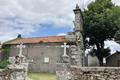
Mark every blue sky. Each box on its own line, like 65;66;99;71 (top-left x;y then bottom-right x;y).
28;23;73;38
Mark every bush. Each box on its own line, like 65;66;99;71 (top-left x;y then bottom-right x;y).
2;44;11;60
0;60;9;69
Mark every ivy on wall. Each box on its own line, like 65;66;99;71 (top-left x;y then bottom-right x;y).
0;44;11;69
2;44;11;60
0;60;9;69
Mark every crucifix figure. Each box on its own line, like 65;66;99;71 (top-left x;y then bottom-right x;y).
17;43;26;57
61;43;69;57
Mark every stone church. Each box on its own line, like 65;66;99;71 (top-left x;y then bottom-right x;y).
5;36;67;73
4;5;85;73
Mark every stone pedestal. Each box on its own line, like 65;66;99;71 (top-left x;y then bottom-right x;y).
56;43;71;80
8;63;29;80
8;54;29;80
56;63;73;80
62;56;70;63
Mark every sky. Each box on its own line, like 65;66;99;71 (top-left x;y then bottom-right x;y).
0;0;120;42
0;0;120;52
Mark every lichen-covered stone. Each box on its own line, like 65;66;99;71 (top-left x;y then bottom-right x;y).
71;67;120;80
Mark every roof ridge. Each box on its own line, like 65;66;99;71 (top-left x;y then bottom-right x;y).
22;35;65;39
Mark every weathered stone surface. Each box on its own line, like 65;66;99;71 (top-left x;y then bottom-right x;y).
7;48;29;80
0;67;28;80
0;69;9;80
8;63;28;80
57;67;120;80
71;67;120;80
56;63;73;80
87;54;99;67
10;69;25;80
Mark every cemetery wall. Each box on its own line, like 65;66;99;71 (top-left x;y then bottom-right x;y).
0;68;27;80
0;69;9;80
56;65;120;80
71;67;120;80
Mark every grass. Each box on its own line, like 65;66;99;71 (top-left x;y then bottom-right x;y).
28;72;57;80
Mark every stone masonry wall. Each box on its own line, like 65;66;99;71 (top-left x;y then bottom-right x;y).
0;68;27;80
71;67;120;80
0;69;9;80
57;66;120;80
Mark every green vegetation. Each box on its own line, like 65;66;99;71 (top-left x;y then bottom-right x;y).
28;72;56;80
0;44;11;69
83;0;120;66
2;44;11;60
0;60;9;69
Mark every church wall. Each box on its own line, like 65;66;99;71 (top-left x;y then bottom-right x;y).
9;42;64;73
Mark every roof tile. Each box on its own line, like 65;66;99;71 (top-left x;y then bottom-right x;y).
4;36;66;44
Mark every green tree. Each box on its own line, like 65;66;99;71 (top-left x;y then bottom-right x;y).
113;6;120;43
83;0;120;66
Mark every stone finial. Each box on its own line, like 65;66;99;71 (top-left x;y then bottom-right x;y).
73;4;81;14
76;4;80;9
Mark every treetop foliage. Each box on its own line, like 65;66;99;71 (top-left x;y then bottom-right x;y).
83;0;120;65
83;0;120;46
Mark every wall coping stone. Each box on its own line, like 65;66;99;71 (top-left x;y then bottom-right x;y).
71;67;120;71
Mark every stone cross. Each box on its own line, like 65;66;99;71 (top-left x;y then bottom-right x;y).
17;43;26;57
61;43;69;57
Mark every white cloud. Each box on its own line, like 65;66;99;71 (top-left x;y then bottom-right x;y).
57;33;66;36
81;0;95;9
0;0;120;42
0;0;78;42
112;0;120;6
105;41;120;53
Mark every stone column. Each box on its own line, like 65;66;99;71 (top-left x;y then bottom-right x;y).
7;52;29;80
73;4;85;67
56;63;73;80
56;43;72;80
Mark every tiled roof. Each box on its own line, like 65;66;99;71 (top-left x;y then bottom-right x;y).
4;36;66;45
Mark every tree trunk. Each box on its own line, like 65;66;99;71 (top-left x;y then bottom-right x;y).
97;56;103;66
95;42;104;66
